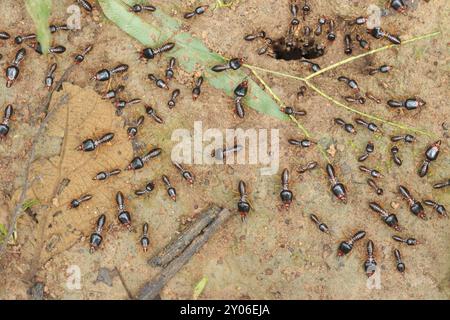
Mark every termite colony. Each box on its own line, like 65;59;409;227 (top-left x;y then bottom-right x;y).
0;0;447;281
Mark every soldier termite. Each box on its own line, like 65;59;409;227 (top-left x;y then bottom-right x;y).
69;194;93;209
126;148;162;171
162;175;176;201
280;169;293;209
337;231;366;256
89;214;105;253
309;214;329;234
76;133;114;152
116;191;132;230
141;223;150;252
237;180;251;222
173;162;194;184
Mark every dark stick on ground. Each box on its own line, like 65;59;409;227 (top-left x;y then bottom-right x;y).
148;205;222;267
138;207;232;300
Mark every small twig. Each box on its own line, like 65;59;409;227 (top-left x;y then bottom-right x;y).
305;80;434;137
306;31;441;80
138;208;232;300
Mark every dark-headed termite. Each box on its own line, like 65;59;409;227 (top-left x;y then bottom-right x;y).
129;4;156;13
184;5;209;19
394;249;405;273
423;200;447;217
14;34;36;44
127;115;144;139
387;98;426;111
165;57;176;80
398;185;426;219
211;58;243;72
392;235;419;246
212;144;243;161
115;99;141;116
297;161;318;174
337;76;359;92
280;169;293;209
126;148;162;171
390;134;415;143
369;65;392;75
93;169;121;181
301;0;310;20
368;27;401;45
358;141;374;162
326;164;347;204
365;92;381;104
282;106;307;117
168;89;180;109
390;0;407;13
45;63;57;90
288;138;316;148
6;48;26;88
234;80;248;118
289;2;300;26
74;45;93;64
418;140;441;177
103;85;124;100
344;34;352;55
326;19;336;41
334;118;356;134
141;223;150;252
69;194;92;209
391;146;402;166
116;191;132;230
359;165;383;178
49;24;70;33
89;214;105;253
302;60;321;72
174;162;194;184
355;118;382;133
141;43;175;60
368;202;401;231
145;105;164;124
77;0;93;12
344;95;366;105
356;34;370;49
433;179;450;189
0;31;11;40
0;104;13;140
162;175;176;201
192;76;204;100
237;180;251;222
364;240;377;277
28;42;66;55
77;133;114;152
314;17;326;36
135;181;155;196
92;64;128;81
367;178;383;195
244;31;266;41
309;214;329;234
337;231;366;256
148;74;169;90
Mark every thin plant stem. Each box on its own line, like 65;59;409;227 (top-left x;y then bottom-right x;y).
306;31;441;80
249;68;331;163
305;80;433;137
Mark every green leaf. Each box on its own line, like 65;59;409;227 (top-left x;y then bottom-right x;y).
22;198;40;211
98;0;288;121
193;276;208;300
25;0;52;54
